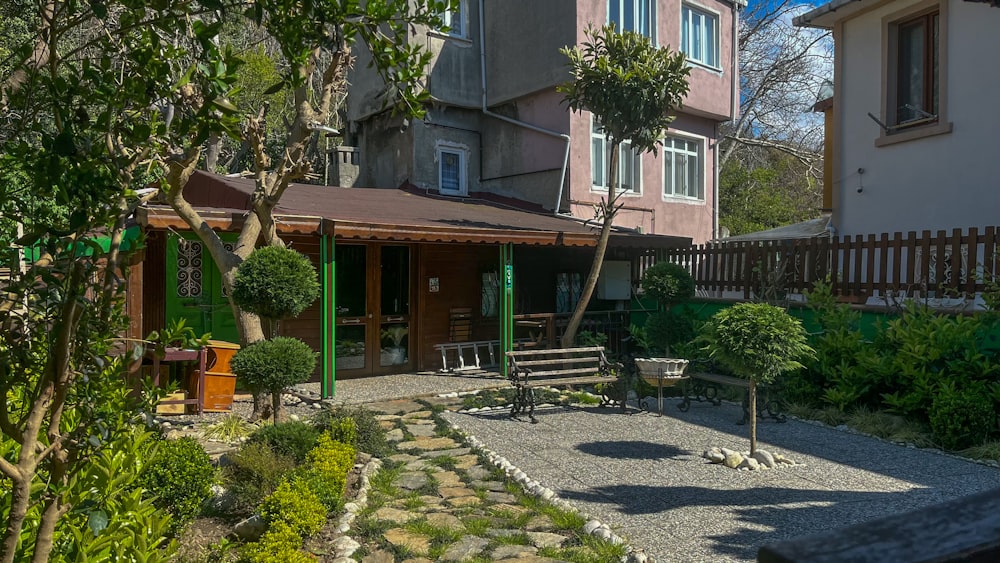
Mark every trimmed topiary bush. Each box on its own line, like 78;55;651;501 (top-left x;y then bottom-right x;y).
248;420;321;464
643;310;695;356
641;262;695;308
300;432;356;511
259;479;326;537
241;521;314;563
231;336;318;421
139;436;214;530
700;302;814;455
930;381;996;451
232;246;320;323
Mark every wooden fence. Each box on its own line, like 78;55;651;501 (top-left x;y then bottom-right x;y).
658;227;1000;302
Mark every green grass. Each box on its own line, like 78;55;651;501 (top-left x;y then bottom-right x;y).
490;532;532;546
402;492;426;510
462;517;494;536
200;413;257;443
566;391;601;405
429;454;457;470
846;407;933;446
537;533;627;563
960;441;1000;463
370;464;402;498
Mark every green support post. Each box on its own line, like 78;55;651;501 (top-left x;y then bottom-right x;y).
321;234;336;398
500;243;514;378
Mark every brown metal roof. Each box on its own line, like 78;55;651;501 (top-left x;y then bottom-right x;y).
141;171;690;249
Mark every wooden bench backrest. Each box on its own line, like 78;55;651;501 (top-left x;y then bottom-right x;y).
506;346;610;381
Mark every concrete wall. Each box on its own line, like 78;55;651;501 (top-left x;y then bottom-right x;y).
485;0;578;105
834;0;1000;237
358;113;415;189
408;107;483;194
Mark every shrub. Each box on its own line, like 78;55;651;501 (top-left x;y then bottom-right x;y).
643;310;694;356
139;436;214;529
222;442;297;512
241;521;315;563
301;432;357;511
248;421;321;464
641;262;694;308
231;336;318;420
929;381;996;451
231;246;320;322
312;406;390;457
259;480;327;537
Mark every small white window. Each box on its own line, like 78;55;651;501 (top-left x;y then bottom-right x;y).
663;135;704;200
682;4;720;68
608;0;655;40
439;0;467;38
438;146;467;195
591;117;641;195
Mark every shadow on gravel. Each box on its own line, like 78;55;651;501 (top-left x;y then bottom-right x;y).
559;483;938;560
575;440;690;461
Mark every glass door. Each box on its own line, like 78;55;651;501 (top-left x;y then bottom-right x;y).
334;244;412;377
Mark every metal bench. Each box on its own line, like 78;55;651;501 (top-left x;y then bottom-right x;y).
505;346;623;423
681;372;785;424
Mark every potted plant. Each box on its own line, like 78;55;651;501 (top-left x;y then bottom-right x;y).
380;325;408;365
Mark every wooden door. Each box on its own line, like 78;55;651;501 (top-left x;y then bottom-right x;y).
164;234;239;344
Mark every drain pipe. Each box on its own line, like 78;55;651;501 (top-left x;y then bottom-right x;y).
477;0;572;215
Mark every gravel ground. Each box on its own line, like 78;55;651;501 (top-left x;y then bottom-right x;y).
442;400;1000;562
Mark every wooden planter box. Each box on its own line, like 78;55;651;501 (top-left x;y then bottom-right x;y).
189;340;241;413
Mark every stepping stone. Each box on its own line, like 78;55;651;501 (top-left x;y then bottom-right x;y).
396;472;430;491
471;480;506;492
361;550;395;563
389;453;420;464
369;400;424;414
378;420;397;431
453;455;480;470
402;410;433;419
386;428;405;442
434;471;464;487
407;424;437;437
384;528;430;556
419;447;472;458
465;466;491;480
446;496;482;508
495;555;567;563
404;459;438;472
373;507;418;524
486;491;518;504
490;503;530;517
440;536;490;561
438;486;476;499
524;515;556;531
397;437;458;451
492;545;539;559
425;512;465;531
402;559;434;563
527;531;568;549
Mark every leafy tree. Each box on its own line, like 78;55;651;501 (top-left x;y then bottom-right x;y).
719;150;822;236
558;24;689;347
157;0;450;418
0;1;243;559
230;337;318;421
700;303;813;455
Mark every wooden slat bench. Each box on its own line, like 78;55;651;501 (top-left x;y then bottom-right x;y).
681;372;785;424
506;346;623;423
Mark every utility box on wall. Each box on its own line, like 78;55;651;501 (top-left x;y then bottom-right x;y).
597;261;631;300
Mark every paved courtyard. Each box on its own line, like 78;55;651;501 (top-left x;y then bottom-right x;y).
307;375;1000;561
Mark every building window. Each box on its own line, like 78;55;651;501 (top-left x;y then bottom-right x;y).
176;239;203;298
608;0;654;40
893;11;939;127
438;0;467;38
681;4;720;68
438;145;467;195
591;117;641;194
663;136;704;200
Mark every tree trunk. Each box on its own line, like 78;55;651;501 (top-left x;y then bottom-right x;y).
205;132;221;172
1;478;33;563
562;142;621;347
271;391;282;423
749;380;758;456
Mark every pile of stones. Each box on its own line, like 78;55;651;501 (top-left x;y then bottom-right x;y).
701;447;799;471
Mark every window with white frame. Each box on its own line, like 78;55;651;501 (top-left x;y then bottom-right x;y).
681;4;720;68
591;118;641;194
438;0;467;38
663;136;704;200
608;0;655;40
438;145;467;195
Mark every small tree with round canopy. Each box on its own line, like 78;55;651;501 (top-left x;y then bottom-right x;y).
700;303;813;455
231;246;319;419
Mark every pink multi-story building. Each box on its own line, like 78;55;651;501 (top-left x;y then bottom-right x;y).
338;0;742;245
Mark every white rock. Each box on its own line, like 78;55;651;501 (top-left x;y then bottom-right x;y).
738;457;760;471
752;450;776;468
723;451;744;469
289;414;300;421
703;449;725;464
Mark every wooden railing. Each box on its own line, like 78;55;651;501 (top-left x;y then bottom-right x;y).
659;227;1000;302
513;311;632;357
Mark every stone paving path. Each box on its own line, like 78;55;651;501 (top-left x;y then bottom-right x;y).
347;396;627;563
